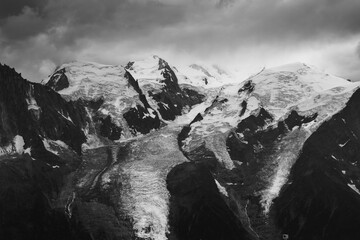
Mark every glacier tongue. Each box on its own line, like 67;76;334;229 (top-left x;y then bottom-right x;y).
121;164;169;240
117;127;189;240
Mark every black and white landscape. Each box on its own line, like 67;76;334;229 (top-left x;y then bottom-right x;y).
1;56;360;240
2;0;360;240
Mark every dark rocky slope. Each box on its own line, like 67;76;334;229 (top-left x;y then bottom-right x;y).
45;68;69;92
224;109;318;239
0;155;91;240
125;57;205;121
0;64;90;240
167;162;256;240
222;92;360;239
273;88;360;240
0;63;87;154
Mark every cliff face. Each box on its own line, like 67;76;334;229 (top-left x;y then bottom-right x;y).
0;155;92;240
166;162;256;240
0;63;87;155
45;68;69;91
0;64;90;240
125;56;205;121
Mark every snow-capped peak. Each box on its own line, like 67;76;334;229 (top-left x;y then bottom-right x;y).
123;55;177;93
125;55;168;81
260;62;351;92
44;61;127;98
175;63;237;88
127;55;165;70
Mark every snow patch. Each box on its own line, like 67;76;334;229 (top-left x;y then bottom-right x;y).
147;108;157;119
348;184;360;195
53;140;69;149
100;108;110;115
339;140;349;147
247;96;260;111
58;111;74;123
24;147;31;155
42;139;59;155
13;135;25;154
215;179;228;197
42;139;68;155
26;85;41;112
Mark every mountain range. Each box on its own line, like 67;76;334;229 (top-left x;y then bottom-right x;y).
1;55;360;240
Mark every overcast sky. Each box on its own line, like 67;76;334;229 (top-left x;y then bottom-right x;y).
1;0;360;82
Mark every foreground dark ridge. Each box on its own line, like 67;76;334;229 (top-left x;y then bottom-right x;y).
0;63;90;239
0;63;87;154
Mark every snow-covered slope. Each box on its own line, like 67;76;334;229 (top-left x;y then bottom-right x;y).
181;62;360;214
184;62;358;143
125;56;205;121
49;61;132;100
46;61;141;136
252;63;356;122
125;55;168;88
44;57;206;148
44;61;164;147
175;63;237;88
125;56;236;89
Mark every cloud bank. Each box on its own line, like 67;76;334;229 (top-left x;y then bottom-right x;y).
0;0;360;81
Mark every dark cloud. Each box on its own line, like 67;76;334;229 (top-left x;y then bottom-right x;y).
1;6;47;40
0;0;46;19
176;0;360;47
0;0;360;82
249;0;360;40
1;0;186;44
216;0;236;8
